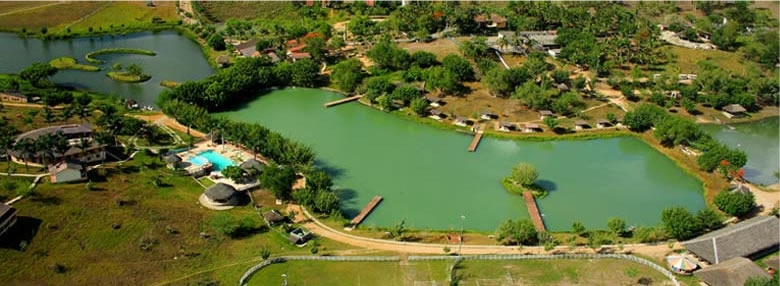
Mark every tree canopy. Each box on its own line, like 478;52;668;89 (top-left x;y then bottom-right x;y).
714;190;756;218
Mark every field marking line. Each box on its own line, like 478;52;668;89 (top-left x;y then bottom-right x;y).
0;1;66;17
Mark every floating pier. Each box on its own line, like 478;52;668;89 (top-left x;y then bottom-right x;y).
522;191;546;232
467;125;484;152
350;196;383;226
324;95;363;107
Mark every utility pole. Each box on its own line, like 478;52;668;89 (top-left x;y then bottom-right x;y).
458;215;466;256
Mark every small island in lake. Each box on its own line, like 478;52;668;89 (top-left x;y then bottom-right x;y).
49;57;101;72
106;63;151;83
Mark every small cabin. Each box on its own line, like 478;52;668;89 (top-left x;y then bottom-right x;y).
722;104;747;118
480;111;496;120
425;96;442;107
522;123;542;133
0;91;27;103
263;210;286;226
498;122;514;132
539;110;554;119
429;109;445;120
202;183;239;207
453;117;470;127
574;120;589;130
596;119;612;129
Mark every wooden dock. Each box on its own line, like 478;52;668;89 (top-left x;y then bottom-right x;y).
350;196;383;226
522;191;546;232
324;95;363;107
467;125;485;152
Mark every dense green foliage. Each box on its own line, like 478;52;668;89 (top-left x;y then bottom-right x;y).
495;219;538;245
258;163;297;201
207;33;226;51
209;213;260;239
331;58;365;93
366;40;410;71
364;77;395;103
714;190;756;218
509;162;538;187
20;63;58;87
661;206;701;240
607;217;626;236
221;165;244;182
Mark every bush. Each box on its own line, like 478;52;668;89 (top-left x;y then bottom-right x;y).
509;162;538;187
661;206;702;240
714;190;756;218
607;217;626;237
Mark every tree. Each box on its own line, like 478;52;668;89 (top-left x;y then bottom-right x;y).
366;40;410;71
459;36;489;60
390;85;421;103
207;33;226;51
304;169;332;191
622;103;667;132
42;106;55;126
607;217;626;237
653;116;703;147
390;219;406;240
40;26;47;34
365;77;394;103
661;206;701;240
126;64;143;76
289;59;320;87
697;143;748;172
442;54;474;82
510;162;538;187
714;190;756;218
425;66;459;95
112;63;123;72
571;221;586;236
606;112;617;123
221;165;244;183
711;21;739;51
303;35;327;62
495;219;538;245
409;97;428;116
695;208;723;231
543;116;558;131
411;51;438;68
331;59;364;92
314;191;340;214
20;63;58;86
258;163;296;200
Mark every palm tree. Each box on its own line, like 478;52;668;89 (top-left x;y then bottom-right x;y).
42;106;55;126
13;138;34;171
51;132;70;161
34;134;54;167
77;137;92;154
496;36;510;52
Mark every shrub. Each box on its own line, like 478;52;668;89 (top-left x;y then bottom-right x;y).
714;190;756;218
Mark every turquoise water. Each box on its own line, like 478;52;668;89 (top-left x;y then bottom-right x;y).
218;89;706;231
701;117;780;186
189;150;235;171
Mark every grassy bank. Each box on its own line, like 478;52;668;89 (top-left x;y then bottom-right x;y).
106;71;151;83
85;48;156;64
159;80;180;88
48;57;101;72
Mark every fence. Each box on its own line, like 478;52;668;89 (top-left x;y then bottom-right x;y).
239;254;679;286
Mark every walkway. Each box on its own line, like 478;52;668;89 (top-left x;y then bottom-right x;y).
522;191;546;232
349;195;383;226
467;124;484;152
287;204;678;259
324;95;363;107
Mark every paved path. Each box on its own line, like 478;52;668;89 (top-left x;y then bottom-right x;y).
286;204;678;260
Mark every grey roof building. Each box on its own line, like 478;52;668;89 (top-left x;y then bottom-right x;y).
682;216;780;264
0;202;18;238
263;210;285;226
694;257;771;286
240;158;265;176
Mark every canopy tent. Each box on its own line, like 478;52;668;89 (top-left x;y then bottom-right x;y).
667;255;699;271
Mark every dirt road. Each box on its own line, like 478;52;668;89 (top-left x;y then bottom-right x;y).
178;0;198;25
133;113;206;138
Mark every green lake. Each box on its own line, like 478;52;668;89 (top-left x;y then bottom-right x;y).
702;117;780;186
0;31;213;106
219;88;706;231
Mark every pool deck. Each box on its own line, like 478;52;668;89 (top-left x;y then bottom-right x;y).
177;142;260;191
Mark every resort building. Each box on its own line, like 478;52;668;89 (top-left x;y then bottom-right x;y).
722;104;747;118
263;210;286;226
0;202;17;238
10;124;105;166
429;109;445;120
0;91;26;103
288;227;313;245
474;13;507;29
694;257;771;286
453;117;470;127
498;122;514;132
538;110;554;119
480;111;496;120
425;96;442;107
522;123;542;133
682;216;780;265
240;158;265;177
202;183;240;208
596;119;612;129
235;40;258;58
574;120;590;130
165;154;183;170
49;161;87;184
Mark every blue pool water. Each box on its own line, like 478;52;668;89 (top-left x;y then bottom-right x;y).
189;150;235;171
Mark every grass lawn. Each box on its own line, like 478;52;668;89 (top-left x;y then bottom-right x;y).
400;38;463;60
196;1;297;23
66;1;178;35
0;177;34;202
0;152;355;285
662;45;761;76
49;57;101;72
0;1;106;33
107;71;152;83
249;260;451;286
0;2;57;14
456;259;671;285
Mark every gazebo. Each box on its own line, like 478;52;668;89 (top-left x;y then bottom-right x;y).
202;183;240;207
666;254;699;274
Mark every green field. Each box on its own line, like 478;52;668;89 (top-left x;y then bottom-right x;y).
0;1;177;36
246;258;672;286
195;1;297;23
663;45;761;76
49;57;101;72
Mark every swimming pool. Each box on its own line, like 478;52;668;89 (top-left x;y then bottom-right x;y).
189;150;235;171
